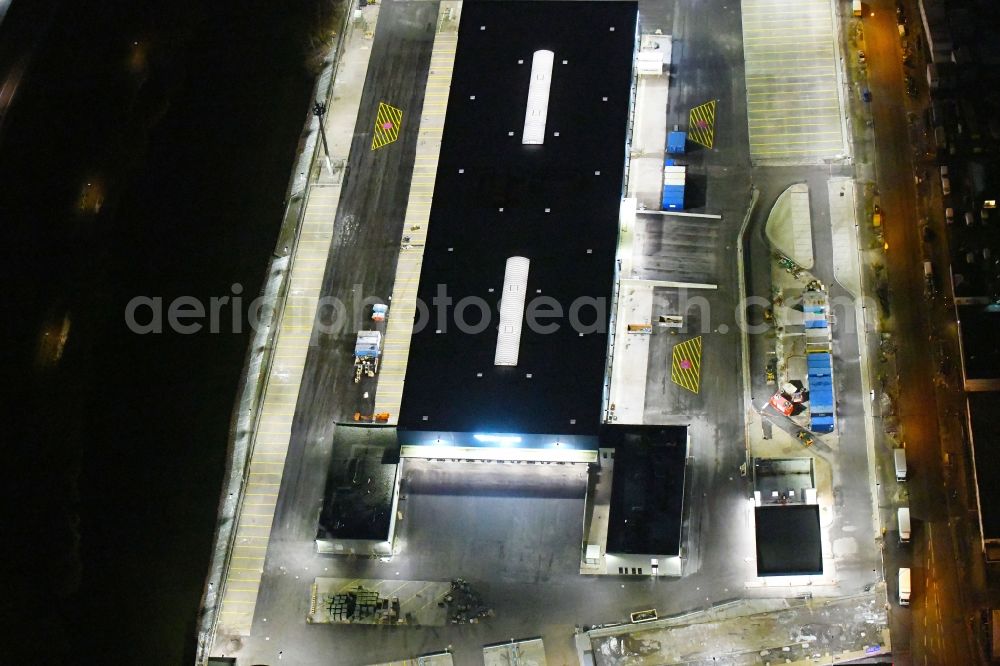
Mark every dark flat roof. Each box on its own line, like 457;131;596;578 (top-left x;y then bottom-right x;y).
397;1;638;441
605;426;687;557
317;431;397;542
969;393;1000;539
755;505;823;576
958;303;1000;380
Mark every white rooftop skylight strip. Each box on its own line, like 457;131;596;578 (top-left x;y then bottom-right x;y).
494;256;531;366
522;50;554;145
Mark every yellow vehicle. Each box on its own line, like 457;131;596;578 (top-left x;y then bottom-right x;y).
872;205;882;227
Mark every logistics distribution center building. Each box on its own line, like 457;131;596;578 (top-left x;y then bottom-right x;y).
396;1;638;462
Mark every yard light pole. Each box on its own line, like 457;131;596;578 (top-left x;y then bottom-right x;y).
313;101;334;177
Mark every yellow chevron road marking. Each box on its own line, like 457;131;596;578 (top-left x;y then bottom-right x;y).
371;102;403;150
671;336;703;394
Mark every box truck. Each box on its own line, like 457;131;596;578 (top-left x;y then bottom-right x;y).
894;448;907;481
898;507;911;543
899;568;911;605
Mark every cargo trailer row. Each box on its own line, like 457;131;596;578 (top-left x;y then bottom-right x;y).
662;162;686;210
807;352;835;433
661;131;688;211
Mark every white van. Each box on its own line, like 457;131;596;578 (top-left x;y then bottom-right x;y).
894;448;908;481
899;567;911;605
898;507;911;543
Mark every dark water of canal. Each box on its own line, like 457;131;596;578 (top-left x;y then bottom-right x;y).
1;0;338;661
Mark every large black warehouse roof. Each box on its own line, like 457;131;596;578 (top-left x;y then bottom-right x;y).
397;0;638;449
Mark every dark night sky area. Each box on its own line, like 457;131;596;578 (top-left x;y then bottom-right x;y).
0;0;336;661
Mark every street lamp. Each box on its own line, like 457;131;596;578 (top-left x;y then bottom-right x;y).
313;101;334;177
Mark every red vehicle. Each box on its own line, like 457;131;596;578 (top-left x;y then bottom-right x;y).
769;393;794;416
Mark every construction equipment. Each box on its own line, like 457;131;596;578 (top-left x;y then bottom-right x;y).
782;381;805;403
776;254;802;278
353;412;390;423
796;431;815;447
354;330;382;383
769;392;794;416
630;609;658;623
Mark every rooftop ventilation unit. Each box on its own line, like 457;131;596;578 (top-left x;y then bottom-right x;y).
494;256;530;366
522;50;554;145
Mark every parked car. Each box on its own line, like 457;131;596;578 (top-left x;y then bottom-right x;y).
940;165;951;195
945;207;955;224
966;211;976;226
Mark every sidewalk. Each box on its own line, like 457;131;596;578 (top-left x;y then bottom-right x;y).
210;4;381;642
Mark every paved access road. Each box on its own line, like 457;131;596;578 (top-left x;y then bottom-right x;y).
863;1;977;663
230;1;439;662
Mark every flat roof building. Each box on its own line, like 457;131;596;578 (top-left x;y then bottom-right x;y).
605;426;688;559
315;427;400;558
751;458;822;576
968;393;1000;561
755;505;823;576
396;1;638;462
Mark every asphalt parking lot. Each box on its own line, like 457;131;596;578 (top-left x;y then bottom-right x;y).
741;0;847;163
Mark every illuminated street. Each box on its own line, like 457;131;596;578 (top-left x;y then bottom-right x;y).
859;1;981;663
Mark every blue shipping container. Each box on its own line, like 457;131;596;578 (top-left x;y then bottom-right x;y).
811;415;835;432
667;131;687;154
662;186;685;210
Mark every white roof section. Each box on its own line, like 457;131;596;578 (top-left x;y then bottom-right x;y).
522;50;554;145
636;50;664;74
494;256;530;366
484;638;548;666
